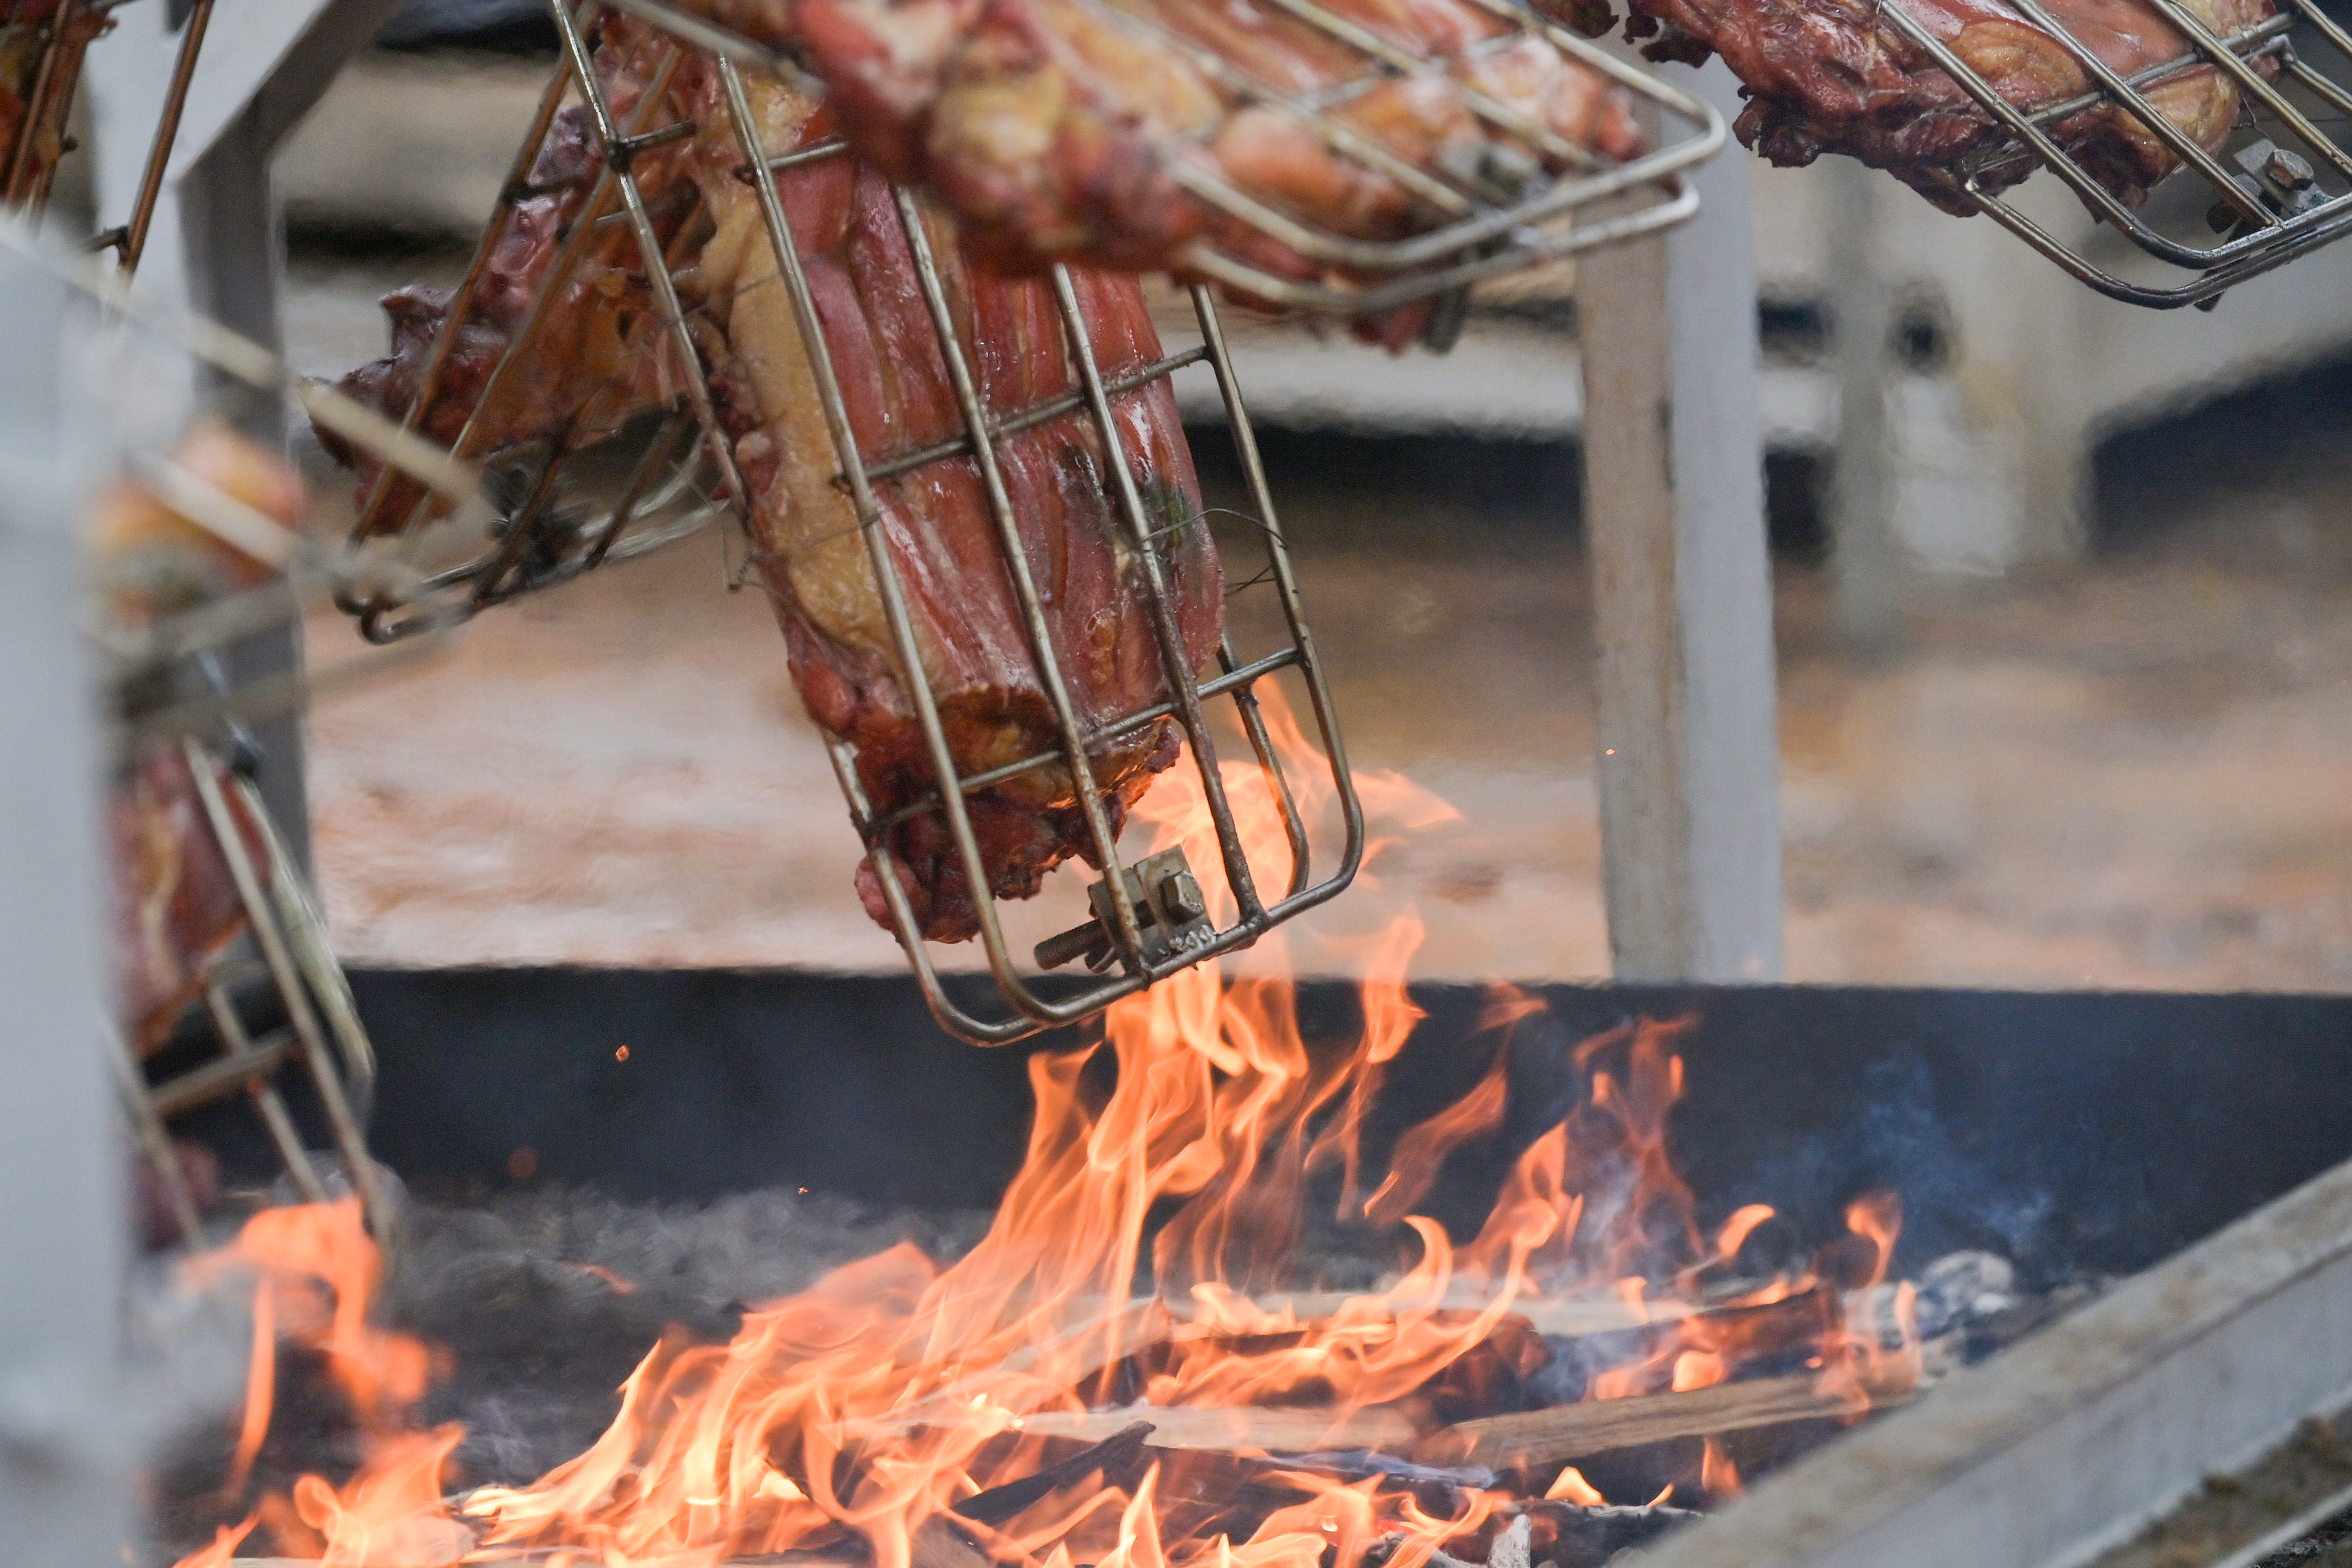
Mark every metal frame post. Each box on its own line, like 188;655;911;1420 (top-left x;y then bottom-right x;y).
0;240;131;1568
1577;59;1785;983
82;0;409;866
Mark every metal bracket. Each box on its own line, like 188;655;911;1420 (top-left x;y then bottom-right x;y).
1035;847;1218;974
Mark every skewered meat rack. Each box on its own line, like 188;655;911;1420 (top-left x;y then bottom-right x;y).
1888;0;2352;305
113;738;394;1244
615;0;1726;319
341;0;1731;644
3;0;217;276
336;0;1396;1045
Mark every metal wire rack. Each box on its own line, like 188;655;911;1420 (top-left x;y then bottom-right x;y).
612;0;1726;321
340;0;1729;640
338;3;1367;1044
113;738;393;1246
3;0;219;278
331;26;731;644
33;238;492;751
1883;0;2352;305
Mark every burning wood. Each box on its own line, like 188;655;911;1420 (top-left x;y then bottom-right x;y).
1421;1373;1900;1470
159;717;1932;1568
1013;1404;1418;1454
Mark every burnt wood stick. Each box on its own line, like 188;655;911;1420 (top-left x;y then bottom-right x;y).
954;1420;1157;1527
912;1514;997;1568
1417;1375;1903;1469
1017;1403;1419;1454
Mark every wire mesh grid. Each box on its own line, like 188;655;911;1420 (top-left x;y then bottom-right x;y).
3;0;219;276
337;2;1369;1044
1882;0;2352;304
114;739;393;1247
19;235;492;754
605;0;1726;319
331;29;732;644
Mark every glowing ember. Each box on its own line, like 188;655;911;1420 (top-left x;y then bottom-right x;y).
169;689;1915;1567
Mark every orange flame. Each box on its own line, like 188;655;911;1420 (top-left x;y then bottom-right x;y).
1701;1437;1744;1502
172;1514;256;1568
173;686;1906;1565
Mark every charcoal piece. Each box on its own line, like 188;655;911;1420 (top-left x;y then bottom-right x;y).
954;1421;1156;1527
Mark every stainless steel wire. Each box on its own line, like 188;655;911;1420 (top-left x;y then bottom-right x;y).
0;0;218;274
118;741;394;1246
1873;0;2352;304
601;0;1724;314
342;0;1728;636
349;1;1366;1042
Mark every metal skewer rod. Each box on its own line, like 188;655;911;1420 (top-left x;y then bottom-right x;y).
114;0;218;276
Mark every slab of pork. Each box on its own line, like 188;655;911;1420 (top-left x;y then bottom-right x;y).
669;53;1223;942
1590;0;2273;211
326;17;1224;943
664;0;1643;346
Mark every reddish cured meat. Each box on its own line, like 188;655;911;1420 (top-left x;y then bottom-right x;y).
111;746;267;1054
321;24;697;534
1;0;107;205
664;0;1642;345
671;58;1222;941
1599;0;2273;210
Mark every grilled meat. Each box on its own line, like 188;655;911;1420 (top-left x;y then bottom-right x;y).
672;55;1222;941
0;0;106;207
90;425;307;1051
111;745;266;1053
322;17;1224;942
321;23;698;536
666;0;1642;346
1590;0;2273;211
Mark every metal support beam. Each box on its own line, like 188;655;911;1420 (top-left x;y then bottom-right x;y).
0;240;131;1568
82;0;409;866
1577;60;1784;983
1824;157;1906;656
1640;1152;2352;1568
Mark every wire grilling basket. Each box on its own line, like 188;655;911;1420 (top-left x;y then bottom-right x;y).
1886;0;2352;305
604;0;1726;319
338;2;1375;1044
0;223;477;1246
114;739;393;1247
3;0;219;275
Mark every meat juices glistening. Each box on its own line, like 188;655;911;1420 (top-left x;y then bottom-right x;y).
665;0;1642;347
1581;0;2273;210
670;56;1222;943
325;19;1224;945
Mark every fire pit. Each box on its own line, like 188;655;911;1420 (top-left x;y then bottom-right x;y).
148;963;2352;1568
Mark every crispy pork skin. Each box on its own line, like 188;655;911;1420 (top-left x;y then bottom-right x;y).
663;0;1642;346
672;58;1222;942
1593;0;2273;211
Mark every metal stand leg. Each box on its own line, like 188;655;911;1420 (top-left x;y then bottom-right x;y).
1577;60;1786;984
0;241;131;1568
